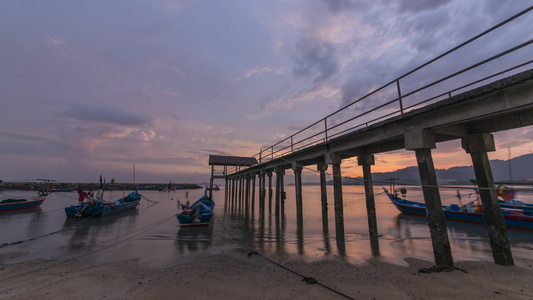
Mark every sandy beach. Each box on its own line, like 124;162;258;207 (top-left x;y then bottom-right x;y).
2;249;533;300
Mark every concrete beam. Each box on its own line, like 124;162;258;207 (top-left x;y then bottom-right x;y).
405;129;436;150
357;154;375;166
325;152;342;165
461;133;496;153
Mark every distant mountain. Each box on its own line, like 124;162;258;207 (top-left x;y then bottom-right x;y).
217;154;533;186
370;153;533;185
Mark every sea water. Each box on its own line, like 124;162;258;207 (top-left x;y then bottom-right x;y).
1;185;532;268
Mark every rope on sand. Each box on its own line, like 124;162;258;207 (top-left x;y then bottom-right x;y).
215;215;355;300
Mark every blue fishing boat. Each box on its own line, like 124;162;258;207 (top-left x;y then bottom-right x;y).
470;183;533;213
1;180;52;212
176;194;214;227
383;187;533;231
65;190;141;218
0;192;49;212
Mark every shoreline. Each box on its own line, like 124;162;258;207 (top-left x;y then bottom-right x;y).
2;250;533;299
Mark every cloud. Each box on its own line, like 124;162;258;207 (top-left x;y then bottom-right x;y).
127;129;156;142
322;0;358;14
396;0;452;14
243;66;285;78
62;103;153;126
291;37;339;84
0;131;69;157
186;149;232;157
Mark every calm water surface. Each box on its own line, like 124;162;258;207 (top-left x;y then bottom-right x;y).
1;185;532;268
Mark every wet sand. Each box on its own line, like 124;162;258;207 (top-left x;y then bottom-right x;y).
1;250;533;300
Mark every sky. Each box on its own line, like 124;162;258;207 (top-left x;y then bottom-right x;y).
1;0;533;184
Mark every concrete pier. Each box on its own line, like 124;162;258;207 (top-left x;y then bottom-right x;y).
267;171;273;214
220;68;533;268
245;174;250;220
327;152;345;241
405;129;454;268
292;163;304;228
275;167;284;218
358;154;378;238
317;161;328;232
462;133;514;266
251;174;256;219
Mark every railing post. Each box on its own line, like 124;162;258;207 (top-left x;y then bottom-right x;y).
291;136;294;153
396;79;404;116
271;146;274;160
324;118;328;141
259;149;262;165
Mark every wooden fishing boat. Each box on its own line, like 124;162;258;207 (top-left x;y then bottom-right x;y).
0;180;52;212
470;183;533;213
64;190;141;218
0;192;49;212
383;187;533;231
176;195;214;227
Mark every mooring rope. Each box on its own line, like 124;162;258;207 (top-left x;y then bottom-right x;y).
214;215;355;300
141;195;159;204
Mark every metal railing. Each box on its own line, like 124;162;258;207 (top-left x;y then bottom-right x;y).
228;5;533;175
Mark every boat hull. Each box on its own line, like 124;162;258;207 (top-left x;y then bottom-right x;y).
177;213;214;227
0;197;46;212
383;187;533;231
65;191;141;218
177;196;214;227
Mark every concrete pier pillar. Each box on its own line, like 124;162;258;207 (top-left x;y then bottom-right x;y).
240;176;245;215
293;162;304;227
462;133;513;266
405;129;454;268
231;177;236;214
238;176;243;215
267;171;273;214
358;154;378;238
280;169;286;219
275;167;285;217
224;178;228;211
326;152;345;241
258;173;262;217
251;174;256;217
209;165;214;199
260;171;266;221
317;161;329;231
245;174;251;220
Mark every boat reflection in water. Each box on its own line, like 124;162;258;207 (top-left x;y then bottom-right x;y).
64;209;139;251
175;221;214;254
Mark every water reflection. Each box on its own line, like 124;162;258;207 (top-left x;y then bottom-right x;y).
63;209;139;251
392;213;533;258
175;223;214;254
370;236;380;256
3;187;533;269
